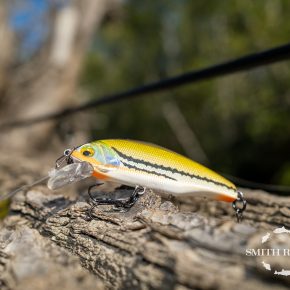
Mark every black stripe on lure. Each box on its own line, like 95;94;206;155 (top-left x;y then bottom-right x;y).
1;139;247;222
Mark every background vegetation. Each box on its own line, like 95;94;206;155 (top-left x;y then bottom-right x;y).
81;0;290;185
2;0;290;187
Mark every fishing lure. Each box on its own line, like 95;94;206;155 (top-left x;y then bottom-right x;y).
52;139;247;221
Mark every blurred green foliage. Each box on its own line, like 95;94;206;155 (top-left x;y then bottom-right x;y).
0;199;10;219
80;0;290;185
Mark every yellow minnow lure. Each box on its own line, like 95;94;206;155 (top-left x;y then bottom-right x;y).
63;139;246;220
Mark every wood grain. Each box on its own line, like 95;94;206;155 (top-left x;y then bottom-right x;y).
0;185;289;290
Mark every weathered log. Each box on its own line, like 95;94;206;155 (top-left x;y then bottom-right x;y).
1;183;290;290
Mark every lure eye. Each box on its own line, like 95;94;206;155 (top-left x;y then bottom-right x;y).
80;146;95;157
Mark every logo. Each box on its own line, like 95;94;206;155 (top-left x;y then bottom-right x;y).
246;226;290;277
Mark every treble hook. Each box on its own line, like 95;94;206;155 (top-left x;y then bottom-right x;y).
232;191;247;222
87;185;146;219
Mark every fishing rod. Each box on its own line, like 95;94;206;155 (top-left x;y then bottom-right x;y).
1;42;290;130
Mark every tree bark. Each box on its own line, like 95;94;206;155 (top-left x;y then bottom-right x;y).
1;180;290;290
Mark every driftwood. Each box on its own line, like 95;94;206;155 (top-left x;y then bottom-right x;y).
1;175;290;290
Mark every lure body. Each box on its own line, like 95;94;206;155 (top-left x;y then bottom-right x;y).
71;139;238;202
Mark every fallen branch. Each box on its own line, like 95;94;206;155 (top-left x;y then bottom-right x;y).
0;187;289;290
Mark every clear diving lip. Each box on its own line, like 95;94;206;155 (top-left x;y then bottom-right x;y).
47;161;94;190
